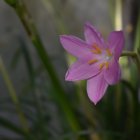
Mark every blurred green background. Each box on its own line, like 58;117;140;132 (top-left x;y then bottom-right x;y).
0;0;140;139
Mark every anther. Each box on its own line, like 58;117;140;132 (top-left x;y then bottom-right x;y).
99;63;105;71
91;49;101;54
105;62;109;69
88;59;98;65
106;49;112;56
91;43;102;54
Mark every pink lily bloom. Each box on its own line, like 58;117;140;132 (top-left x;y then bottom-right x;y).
60;22;125;105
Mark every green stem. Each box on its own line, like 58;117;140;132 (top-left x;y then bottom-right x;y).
121;51;140;74
121;51;137;57
5;0;81;132
19;34;48;139
0;56;31;140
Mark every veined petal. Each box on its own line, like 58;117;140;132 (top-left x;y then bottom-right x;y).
104;60;121;85
107;31;125;59
84;22;104;47
60;35;91;58
87;73;108;105
65;59;100;81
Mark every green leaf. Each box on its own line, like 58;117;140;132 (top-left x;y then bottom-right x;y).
4;0;18;7
0;116;27;136
10;48;22;69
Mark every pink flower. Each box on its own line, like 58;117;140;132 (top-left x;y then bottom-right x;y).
60;22;125;105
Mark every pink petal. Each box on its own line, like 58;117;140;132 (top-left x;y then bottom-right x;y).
60;35;91;59
66;59;100;81
84;22;104;47
104;60;121;85
87;73;108;105
107;31;125;60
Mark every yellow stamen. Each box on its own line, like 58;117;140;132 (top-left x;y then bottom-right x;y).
92;43;99;49
106;48;112;56
91;49;101;54
88;59;98;65
105;62;109;69
99;63;105;71
91;43;102;54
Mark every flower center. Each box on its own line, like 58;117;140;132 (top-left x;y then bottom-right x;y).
104;49;112;61
88;43;113;70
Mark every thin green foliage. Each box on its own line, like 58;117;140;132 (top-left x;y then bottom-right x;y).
0;116;27;136
0;57;32;140
4;0;82;133
1;0;140;140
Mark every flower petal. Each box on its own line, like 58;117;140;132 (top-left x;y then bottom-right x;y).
87;73;108;105
65;59;100;81
84;22;104;47
60;35;91;58
107;31;125;59
104;60;121;85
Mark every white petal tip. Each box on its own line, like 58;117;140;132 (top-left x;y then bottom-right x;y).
65;71;70;81
90;99;99;105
